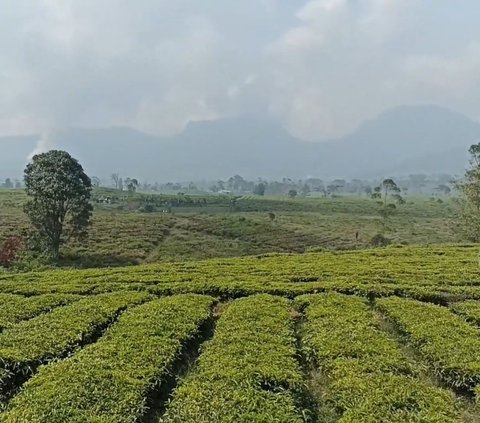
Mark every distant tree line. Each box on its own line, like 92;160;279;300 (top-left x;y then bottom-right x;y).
0;171;459;197
0;178;22;188
86;173;456;198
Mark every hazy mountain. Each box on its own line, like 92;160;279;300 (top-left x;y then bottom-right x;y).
1;105;478;181
326;105;479;177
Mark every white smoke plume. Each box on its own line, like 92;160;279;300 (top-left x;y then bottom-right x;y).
27;133;56;162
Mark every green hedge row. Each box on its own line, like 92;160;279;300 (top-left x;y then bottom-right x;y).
2;245;479;288
377;297;480;391
1;245;480;302
2;278;480;305
449;300;480;404
0;291;149;384
299;293;461;422
161;294;308;423
0;293;82;331
0;282;135;296
2;294;215;423
450;300;480;326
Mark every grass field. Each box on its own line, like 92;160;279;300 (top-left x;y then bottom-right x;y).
0;189;463;268
2;245;480;421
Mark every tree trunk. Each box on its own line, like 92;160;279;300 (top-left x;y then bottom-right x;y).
51;240;60;261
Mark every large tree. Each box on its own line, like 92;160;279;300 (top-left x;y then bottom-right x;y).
458;143;480;241
24;150;93;260
372;178;404;207
253;182;266;196
371;178;405;232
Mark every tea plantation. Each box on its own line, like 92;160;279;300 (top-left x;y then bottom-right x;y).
2;245;480;421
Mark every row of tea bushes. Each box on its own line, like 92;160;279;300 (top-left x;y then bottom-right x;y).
161;295;308;423
377;297;480;393
299;293;462;422
0;291;150;393
2;294;215;422
0;293;82;331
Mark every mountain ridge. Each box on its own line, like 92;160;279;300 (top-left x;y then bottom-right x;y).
1;105;477;180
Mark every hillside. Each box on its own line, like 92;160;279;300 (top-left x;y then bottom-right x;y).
0;105;478;180
0;190;463;268
1;246;480;421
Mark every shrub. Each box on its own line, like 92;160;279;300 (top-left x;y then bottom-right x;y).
140;204;156;213
370;233;391;247
0;236;25;268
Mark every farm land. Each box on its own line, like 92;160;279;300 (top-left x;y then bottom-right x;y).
0;189;463;267
2;189;480;421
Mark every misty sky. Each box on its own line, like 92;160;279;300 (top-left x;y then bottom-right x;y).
2;0;480;142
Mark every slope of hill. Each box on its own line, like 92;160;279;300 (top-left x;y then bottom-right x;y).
1;105;478;180
0;246;480;421
0;190;463;268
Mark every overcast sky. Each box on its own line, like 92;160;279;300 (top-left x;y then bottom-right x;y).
2;0;480;141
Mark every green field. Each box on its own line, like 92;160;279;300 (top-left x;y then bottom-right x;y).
2;189;479;421
0;189;463;268
1;246;480;421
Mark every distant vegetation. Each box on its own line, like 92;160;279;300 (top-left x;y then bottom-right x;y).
0;144;479;421
2;170;457;197
0;146;467;271
0;184;461;270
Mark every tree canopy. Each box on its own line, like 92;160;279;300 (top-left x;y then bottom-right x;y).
458;143;480;241
371;178;404;207
24;150;93;260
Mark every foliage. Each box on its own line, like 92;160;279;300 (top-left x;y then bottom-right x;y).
450;300;480;326
451;300;480;404
371;178;405;231
1;189;463;268
124;178;139;193
457;143;480;241
377;297;480;391
1;245;480;303
436;184;451;195
253;182;266;196
139;203;156;213
0;291;149;388
1;179;13;189
0;249;480;419
371;179;404;206
111;173;122;190
24;150;93;260
0;293;81;331
370;233;391;247
297;293;461;422
162;295;308;423
2;295;214;423
91;176;101;188
0;237;24;268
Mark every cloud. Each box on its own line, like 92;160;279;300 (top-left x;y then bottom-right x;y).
0;1;279;137
267;0;415;139
399;44;480;110
2;0;480;141
268;0;480;139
